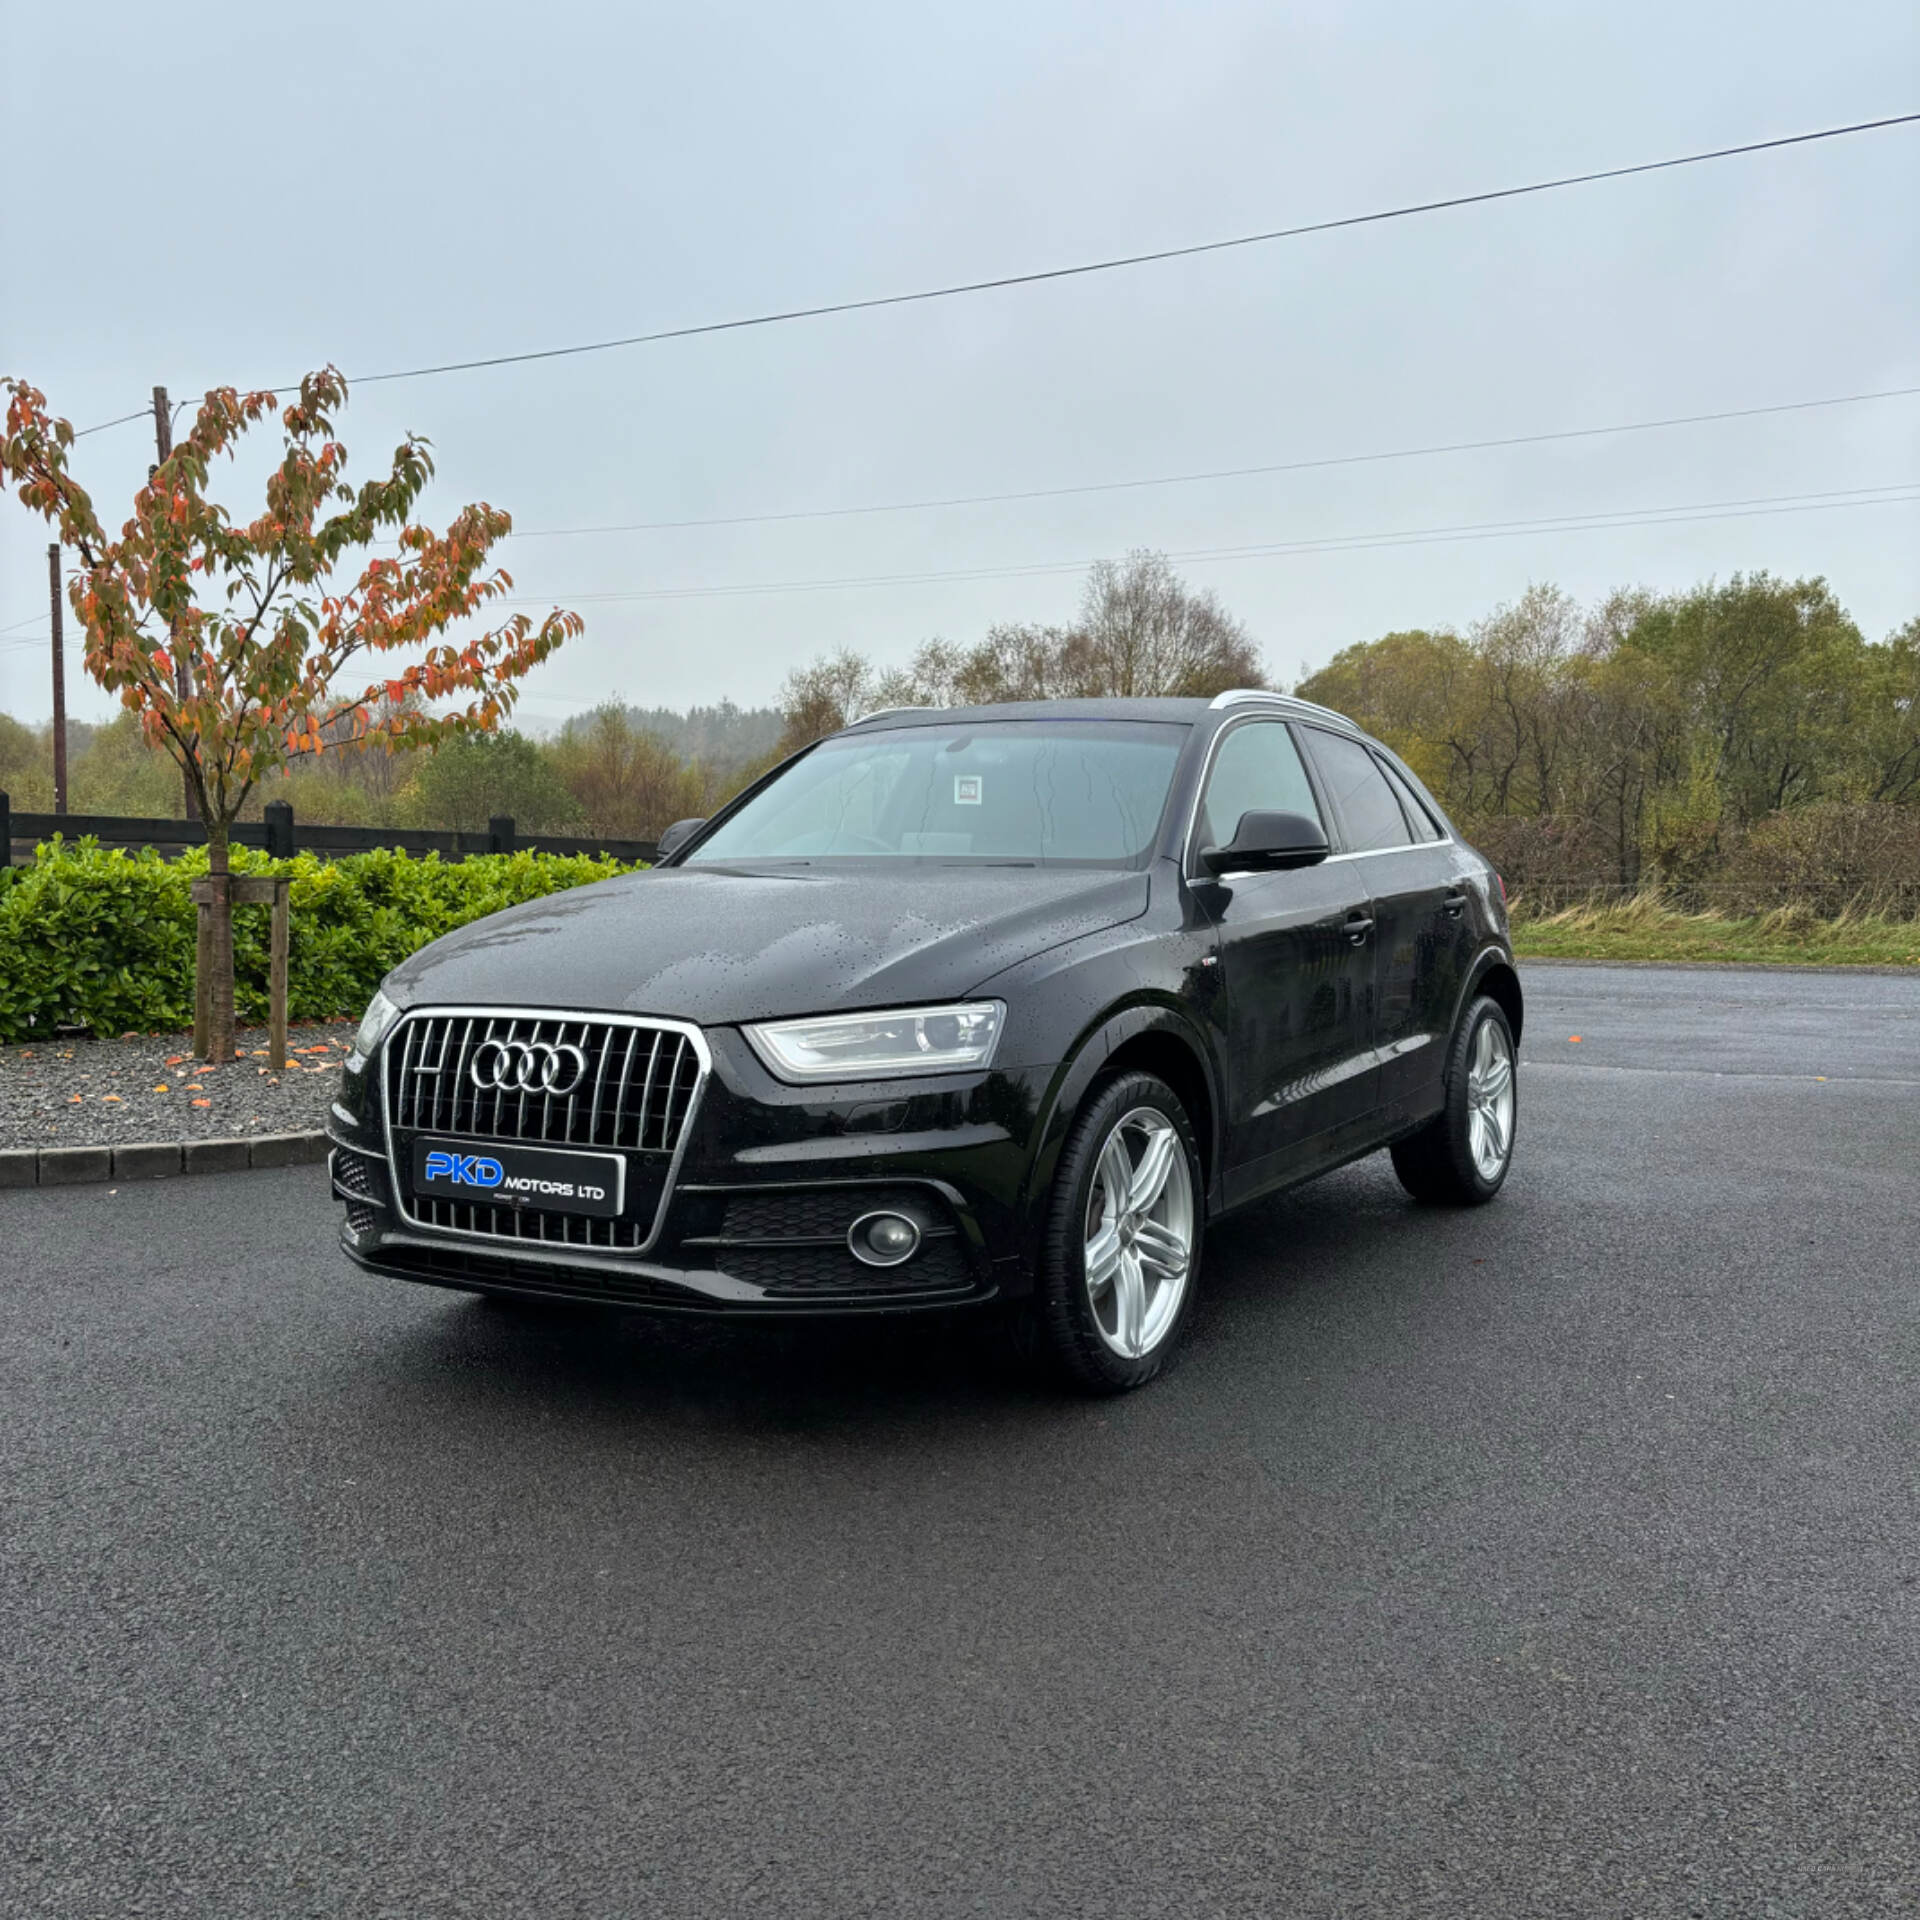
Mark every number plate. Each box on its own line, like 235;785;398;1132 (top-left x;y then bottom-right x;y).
410;1137;625;1218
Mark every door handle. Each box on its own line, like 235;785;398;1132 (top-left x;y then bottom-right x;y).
1344;914;1374;946
1443;892;1468;917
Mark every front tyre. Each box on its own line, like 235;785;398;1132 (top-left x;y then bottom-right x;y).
1390;994;1517;1205
1031;1071;1203;1394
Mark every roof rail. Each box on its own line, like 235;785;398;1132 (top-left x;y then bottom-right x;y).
1281;694;1362;731
1207;688;1360;732
847;704;939;727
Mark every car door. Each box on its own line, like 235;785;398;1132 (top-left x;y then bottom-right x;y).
1298;727;1461;1121
1188;719;1378;1204
1374;749;1479;1109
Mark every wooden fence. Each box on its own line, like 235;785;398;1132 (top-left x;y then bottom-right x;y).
0;793;657;867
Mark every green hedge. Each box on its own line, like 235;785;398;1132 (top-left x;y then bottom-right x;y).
0;839;640;1043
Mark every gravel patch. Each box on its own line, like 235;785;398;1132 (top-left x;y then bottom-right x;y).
0;1019;353;1150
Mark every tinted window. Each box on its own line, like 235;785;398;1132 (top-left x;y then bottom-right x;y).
1376;755;1443;841
1194;721;1323;853
1305;730;1414;851
688;720;1184;866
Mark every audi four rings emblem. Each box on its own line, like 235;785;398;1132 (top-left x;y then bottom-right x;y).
468;1038;590;1095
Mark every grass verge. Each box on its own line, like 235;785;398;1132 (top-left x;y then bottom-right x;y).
1509;894;1920;967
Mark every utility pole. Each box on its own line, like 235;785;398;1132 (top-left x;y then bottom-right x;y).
48;545;68;815
152;384;199;821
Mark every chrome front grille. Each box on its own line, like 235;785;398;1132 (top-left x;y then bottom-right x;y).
386;1012;700;1150
381;1009;707;1253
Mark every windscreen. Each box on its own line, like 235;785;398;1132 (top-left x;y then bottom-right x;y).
686;720;1187;867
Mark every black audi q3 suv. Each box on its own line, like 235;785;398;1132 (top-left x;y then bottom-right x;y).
329;692;1521;1391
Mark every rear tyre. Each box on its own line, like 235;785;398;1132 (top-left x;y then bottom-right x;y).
1028;1071;1203;1394
1390;995;1516;1205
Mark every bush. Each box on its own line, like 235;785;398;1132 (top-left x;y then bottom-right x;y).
1463;814;1620;903
0;839;639;1042
1718;803;1920;917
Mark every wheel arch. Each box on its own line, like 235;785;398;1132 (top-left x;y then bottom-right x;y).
1022;999;1224;1239
1462;949;1524;1046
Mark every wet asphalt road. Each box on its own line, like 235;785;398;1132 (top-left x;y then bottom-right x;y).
3;964;1917;1918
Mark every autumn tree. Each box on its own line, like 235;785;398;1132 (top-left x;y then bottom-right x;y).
549;701;713;838
404;728;584;833
1074;549;1263;697
772;647;923;756
1857;617;1920;804
0;368;582;1062
772;553;1267;753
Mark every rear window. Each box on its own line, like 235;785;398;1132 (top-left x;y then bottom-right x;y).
1376;755;1444;842
1303;729;1414;852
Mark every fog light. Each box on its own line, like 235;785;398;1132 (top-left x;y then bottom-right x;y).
849;1210;922;1268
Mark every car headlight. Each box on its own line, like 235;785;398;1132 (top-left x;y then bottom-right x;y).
745;1001;1005;1083
350;987;403;1064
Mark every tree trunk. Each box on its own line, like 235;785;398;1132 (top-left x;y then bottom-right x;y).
202;826;237;1066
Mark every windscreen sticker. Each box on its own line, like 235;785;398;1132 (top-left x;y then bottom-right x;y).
954;774;983;805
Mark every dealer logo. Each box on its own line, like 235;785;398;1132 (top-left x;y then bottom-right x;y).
423;1151;504;1189
468;1038;590;1095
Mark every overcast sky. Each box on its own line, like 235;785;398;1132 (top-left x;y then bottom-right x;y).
2;0;1915;728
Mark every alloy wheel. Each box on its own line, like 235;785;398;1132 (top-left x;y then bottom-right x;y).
1083;1106;1195;1359
1466;1017;1515;1181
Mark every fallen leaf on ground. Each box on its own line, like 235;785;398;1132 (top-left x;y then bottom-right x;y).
191;1098;211;1108
153;1084;168;1093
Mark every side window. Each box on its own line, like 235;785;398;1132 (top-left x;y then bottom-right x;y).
1194;721;1323;858
1304;730;1414;851
1375;754;1443;842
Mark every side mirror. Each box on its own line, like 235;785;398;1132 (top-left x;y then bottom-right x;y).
655;816;708;861
1199;809;1329;876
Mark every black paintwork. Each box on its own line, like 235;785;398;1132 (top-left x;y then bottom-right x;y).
330;695;1522;1314
1197;809;1328;873
380;862;1153;1028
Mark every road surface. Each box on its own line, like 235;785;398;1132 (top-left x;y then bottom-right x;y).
4;964;1917;1917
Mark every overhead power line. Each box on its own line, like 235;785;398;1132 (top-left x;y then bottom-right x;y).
48;114;1918;437
5;488;1913;672
330;112;1918;390
497;385;1920;540
497;483;1920;606
71;408;154;440
7;479;1912;654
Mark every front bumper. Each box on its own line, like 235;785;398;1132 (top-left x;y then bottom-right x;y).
329;1016;1049;1315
